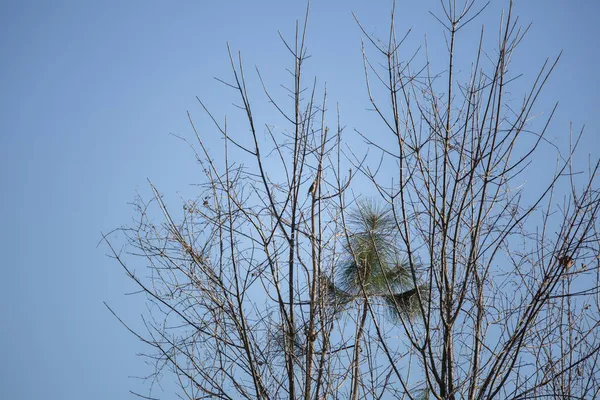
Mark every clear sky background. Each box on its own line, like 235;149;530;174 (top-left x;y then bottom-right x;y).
1;1;598;399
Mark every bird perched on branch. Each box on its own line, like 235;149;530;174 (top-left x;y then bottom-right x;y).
558;255;574;269
308;169;321;197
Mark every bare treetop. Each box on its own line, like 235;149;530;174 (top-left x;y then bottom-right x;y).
105;1;600;399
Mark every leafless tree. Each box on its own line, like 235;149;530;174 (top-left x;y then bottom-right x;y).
104;1;600;399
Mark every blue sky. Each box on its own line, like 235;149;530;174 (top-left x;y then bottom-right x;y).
1;1;598;399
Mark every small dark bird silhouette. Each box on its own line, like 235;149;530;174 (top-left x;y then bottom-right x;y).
308;170;321;197
558;255;573;269
308;180;316;195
